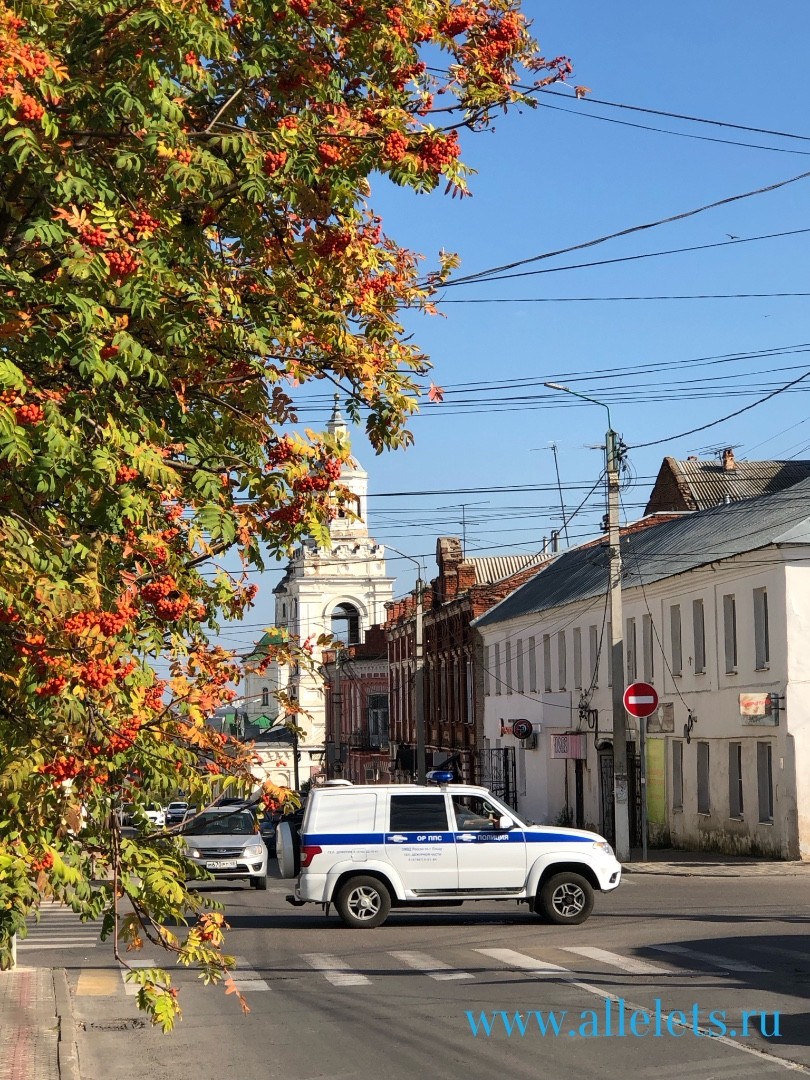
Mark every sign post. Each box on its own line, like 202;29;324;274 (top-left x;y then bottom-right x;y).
623;682;659;862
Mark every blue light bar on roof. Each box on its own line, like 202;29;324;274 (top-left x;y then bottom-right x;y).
425;769;455;785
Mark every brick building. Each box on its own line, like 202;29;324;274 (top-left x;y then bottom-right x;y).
322;626;390;784
385;537;549;796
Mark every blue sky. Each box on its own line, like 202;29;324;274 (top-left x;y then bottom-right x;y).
215;1;810;656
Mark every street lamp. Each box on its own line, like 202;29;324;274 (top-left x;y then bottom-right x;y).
386;546;427;784
544;382;631;862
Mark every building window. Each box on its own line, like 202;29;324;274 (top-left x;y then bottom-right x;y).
754;587;770;670
642;613;654;683
697;742;710;815
367;693;389;748
573;628;582;690
557;631;567;690
670;605;682;677
331;602;360;645
484;646;491;697
528;636;537;693
494;643;502;696
728;742;743;819
693;598;706;675
543;635;552;692
672;740;683;811
626;617;637;684
723;594;737;673
261;686;269;708
589;624;599;688
757;742;774;823
505;641;513;695
516;639;525;694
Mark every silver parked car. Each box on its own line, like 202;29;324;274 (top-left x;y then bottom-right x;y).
182;806;268;890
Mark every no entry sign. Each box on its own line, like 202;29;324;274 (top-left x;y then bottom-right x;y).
623;681;659;718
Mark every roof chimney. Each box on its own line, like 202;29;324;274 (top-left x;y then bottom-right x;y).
722;447;736;472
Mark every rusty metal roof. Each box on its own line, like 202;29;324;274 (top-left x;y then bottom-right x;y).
475;479;810;628
645;456;810;514
467;552;551;585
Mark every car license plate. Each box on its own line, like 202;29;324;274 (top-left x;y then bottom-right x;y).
206;859;238;870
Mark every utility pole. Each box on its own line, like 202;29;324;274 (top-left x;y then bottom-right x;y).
606;429;630;862
544;382;630;861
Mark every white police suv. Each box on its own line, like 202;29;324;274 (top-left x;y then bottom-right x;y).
280;773;621;928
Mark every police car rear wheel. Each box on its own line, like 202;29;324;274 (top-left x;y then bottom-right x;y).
335;876;391;929
539;872;594;925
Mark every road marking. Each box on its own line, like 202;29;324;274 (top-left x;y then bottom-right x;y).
76;970;120;997
122;958;157;996
561;946;678;975
231;956;270;991
649;943;767;973
476;948;572;976
302;953;371;987
388;950;474;981
16;942;97;951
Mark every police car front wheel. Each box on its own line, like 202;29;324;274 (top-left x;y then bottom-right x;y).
538;872;594;925
335;876;391;929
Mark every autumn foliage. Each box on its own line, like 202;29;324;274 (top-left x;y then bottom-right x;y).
0;0;568;1028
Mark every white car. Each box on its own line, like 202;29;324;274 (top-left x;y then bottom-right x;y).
183;806;268;890
281;774;621;928
144;803;166;828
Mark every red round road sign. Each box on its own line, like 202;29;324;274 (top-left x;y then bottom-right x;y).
623;681;659;718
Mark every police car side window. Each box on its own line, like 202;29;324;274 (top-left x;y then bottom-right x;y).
452;795;498;831
389;795;448;832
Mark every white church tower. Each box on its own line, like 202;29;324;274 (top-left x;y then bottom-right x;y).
244;398;394;790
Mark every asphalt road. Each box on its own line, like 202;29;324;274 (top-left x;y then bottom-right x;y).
20;867;810;1080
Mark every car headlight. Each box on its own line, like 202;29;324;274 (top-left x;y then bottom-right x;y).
245;844;264;858
188;847;202;859
592;841;614;857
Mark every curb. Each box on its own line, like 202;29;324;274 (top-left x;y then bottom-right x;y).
53;969;80;1080
623;863;810;877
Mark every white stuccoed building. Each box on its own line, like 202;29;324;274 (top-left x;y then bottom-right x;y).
243;398;394;789
473;481;810;860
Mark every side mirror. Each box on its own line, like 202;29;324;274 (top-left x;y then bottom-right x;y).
498;815;515;831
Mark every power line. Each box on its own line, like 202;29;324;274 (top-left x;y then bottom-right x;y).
437;291;810;305
430;169;810;289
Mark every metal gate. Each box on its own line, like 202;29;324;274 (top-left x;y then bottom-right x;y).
598;743;641;847
477;747;517;809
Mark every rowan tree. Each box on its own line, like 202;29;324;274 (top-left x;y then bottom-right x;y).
0;0;570;1028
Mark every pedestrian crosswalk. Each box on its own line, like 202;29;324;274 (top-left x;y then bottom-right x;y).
18;899;100;953
21;899;809;1004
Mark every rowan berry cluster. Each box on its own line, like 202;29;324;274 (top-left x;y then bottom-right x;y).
108;716;142;752
30;851;54;873
42;754;80;781
115;465;139;483
81;225;109;248
100;345;119;360
17;95;44;122
131;211;160;236
15;403;45;425
317;142;341;166
36;674;67;697
384;131;408;162
262;149;288;175
106;250;140;277
265;435;297;467
289;0;311;15
0;605;20;624
439;5;477;37
416;131;461;171
176;148;194;164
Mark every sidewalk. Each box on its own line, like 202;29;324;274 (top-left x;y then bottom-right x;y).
624;847;810;876
0;966;78;1080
